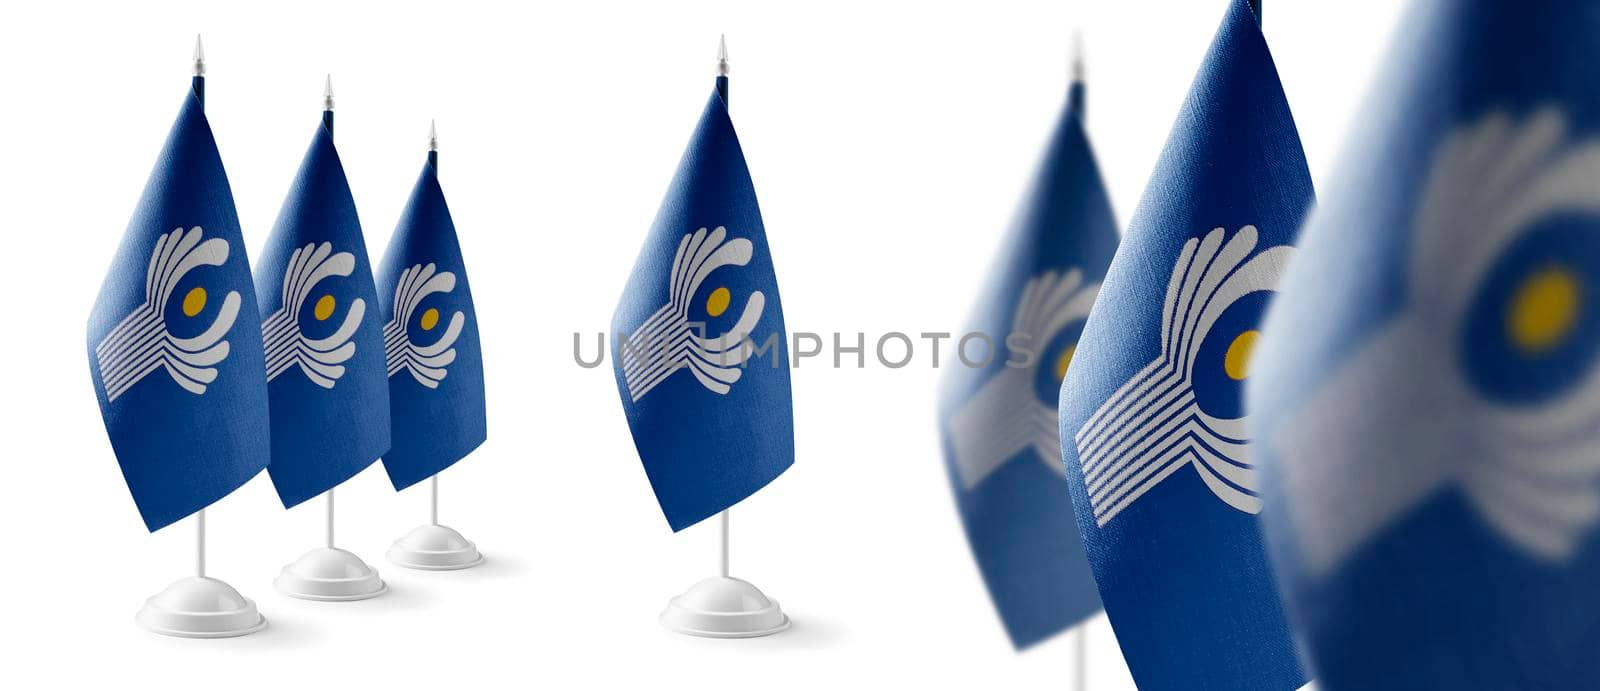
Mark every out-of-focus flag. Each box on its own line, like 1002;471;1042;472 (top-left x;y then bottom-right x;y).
375;139;486;491
255;114;390;508
937;70;1116;649
1252;1;1600;688
611;78;793;532
1056;0;1312;688
87;78;271;532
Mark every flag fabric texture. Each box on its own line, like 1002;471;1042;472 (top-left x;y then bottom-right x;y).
937;80;1116;649
1251;1;1600;688
255;118;390;508
87;80;271;532
611;79;793;532
375;151;486;491
1055;0;1312;688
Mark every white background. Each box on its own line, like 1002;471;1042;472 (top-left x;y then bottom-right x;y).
1;1;1405;688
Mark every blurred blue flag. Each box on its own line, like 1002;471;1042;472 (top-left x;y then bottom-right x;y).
1056;1;1312;688
611;80;793;532
87;80;271;532
375;149;486;491
1252;1;1600;688
255;117;390;508
937;78;1116;649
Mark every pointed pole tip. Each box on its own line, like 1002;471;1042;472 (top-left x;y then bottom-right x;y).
716;34;730;77
428;120;438;151
1071;30;1085;83
192;34;206;77
323;74;334;111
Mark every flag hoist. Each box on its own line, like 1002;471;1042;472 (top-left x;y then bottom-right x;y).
610;36;794;637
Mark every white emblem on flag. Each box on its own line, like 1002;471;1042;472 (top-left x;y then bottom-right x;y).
1075;225;1293;526
1279;109;1600;576
948;269;1099;489
384;262;464;388
95;226;241;402
262;242;365;388
621;226;766;402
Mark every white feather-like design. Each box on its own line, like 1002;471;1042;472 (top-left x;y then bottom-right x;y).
384;262;465;389
1074;225;1293;526
96;226;241;401
1278;108;1600;577
948;269;1099;489
621;226;766;402
262;242;365;389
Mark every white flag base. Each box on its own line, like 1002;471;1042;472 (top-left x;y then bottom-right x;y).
386;524;484;570
136;576;267;638
274;547;388;601
660;576;790;638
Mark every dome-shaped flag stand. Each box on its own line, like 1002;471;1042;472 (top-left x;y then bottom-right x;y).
121;38;267;640
388;475;484;570
138;510;268;637
275;489;388;600
660;509;789;637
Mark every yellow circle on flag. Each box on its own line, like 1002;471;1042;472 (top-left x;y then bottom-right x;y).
314;294;336;321
1509;267;1580;355
1224;330;1260;381
182;286;207;317
421;307;440;331
1054;345;1076;382
706;287;732;318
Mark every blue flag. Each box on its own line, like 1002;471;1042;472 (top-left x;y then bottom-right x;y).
255;116;390;508
611;79;793;532
1251;1;1600;688
937;79;1116;649
1055;1;1312;688
375;149;486;491
86;79;271;532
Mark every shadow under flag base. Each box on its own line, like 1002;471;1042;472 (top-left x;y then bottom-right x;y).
137;576;268;638
275;547;388;601
387;524;484;570
660;576;790;638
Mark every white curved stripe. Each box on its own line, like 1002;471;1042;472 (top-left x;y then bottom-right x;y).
1079;371;1189;479
1084;388;1196;495
623;226;768;402
1072;226;1287;525
302;299;365;353
96;226;239;401
384;262;465;388
625;291;766;400
948;270;1098;489
170;292;241;355
1279;110;1600;578
1077;228;1240;456
262;242;364;389
948;368;1060;489
622;230;756;374
699;292;765;356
